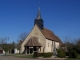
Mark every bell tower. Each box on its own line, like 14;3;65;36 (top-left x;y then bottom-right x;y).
34;8;44;30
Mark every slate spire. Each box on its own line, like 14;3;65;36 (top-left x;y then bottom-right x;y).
34;8;44;30
36;8;42;19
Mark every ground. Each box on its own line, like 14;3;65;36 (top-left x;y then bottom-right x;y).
0;55;65;60
0;56;38;60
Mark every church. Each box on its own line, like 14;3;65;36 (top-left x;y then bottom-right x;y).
20;8;63;54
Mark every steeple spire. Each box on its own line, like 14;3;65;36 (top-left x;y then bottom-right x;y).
36;8;42;19
34;7;44;30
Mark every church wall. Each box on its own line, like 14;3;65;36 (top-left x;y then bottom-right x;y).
55;42;59;49
20;25;46;53
44;39;60;53
44;39;53;52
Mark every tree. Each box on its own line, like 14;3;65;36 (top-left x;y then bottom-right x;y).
17;32;28;54
18;32;28;41
0;37;9;55
64;37;80;56
11;41;16;49
75;38;80;54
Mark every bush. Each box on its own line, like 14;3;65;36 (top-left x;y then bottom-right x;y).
57;49;66;58
43;52;52;58
69;50;78;58
65;52;69;56
33;52;38;57
38;53;44;57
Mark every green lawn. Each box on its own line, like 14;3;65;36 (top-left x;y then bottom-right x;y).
3;54;34;58
14;54;33;58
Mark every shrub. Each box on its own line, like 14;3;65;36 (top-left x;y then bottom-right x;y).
43;52;52;58
69;50;78;58
57;49;66;58
33;52;38;57
65;51;69;56
38;53;44;57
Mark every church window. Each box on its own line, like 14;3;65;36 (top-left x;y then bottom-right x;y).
48;43;49;47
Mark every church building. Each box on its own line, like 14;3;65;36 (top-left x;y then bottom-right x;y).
20;8;63;54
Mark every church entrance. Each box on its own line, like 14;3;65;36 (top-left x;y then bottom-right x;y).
25;46;41;54
24;37;42;54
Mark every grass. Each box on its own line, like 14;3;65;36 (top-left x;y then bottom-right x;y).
4;53;80;59
3;53;21;56
3;54;34;58
14;54;34;58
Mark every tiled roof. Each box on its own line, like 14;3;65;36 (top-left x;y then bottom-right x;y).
42;28;57;41
41;28;63;46
25;37;42;47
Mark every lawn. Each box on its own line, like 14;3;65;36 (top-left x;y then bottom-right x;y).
14;54;33;58
3;54;34;58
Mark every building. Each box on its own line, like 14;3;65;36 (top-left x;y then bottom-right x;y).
20;8;63;54
0;47;5;54
0;47;3;53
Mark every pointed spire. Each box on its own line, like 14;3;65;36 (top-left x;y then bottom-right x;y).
36;8;42;19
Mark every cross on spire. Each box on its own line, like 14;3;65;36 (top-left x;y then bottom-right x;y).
36;2;42;19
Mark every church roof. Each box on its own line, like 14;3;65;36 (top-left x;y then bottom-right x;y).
42;28;57;41
25;37;42;47
40;27;63;46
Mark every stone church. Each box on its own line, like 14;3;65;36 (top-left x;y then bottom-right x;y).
20;8;63;54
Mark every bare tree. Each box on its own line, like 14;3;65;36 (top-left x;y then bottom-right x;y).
17;32;28;47
64;37;80;55
17;32;28;53
18;32;28;41
0;37;9;55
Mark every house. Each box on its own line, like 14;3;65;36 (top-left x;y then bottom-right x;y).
0;47;3;53
0;47;5;54
20;8;63;54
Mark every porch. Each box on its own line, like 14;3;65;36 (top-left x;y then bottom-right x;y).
24;37;42;54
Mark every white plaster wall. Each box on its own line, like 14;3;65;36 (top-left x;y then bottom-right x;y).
3;50;5;54
55;42;59;49
14;48;19;54
45;39;53;52
44;40;60;53
20;25;46;53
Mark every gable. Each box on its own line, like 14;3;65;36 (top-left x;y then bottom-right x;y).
20;24;46;53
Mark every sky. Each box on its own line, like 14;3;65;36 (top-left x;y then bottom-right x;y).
0;0;80;43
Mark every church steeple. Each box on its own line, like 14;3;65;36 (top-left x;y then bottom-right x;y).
36;8;42;19
34;8;44;30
